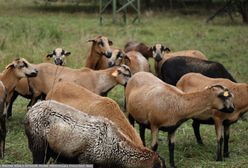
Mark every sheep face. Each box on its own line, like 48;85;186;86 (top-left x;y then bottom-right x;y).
88;36;113;58
108;49;125;67
151;44;170;62
5;58;38;78
111;64;131;86
208;85;235;113
46;48;71;66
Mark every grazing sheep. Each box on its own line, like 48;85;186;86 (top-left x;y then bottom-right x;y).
28;64;131;106
125;72;235;168
124;41;153;60
46;81;143;146
150;44;207;77
25;100;166;168
177;72;248;161
85;36;113;69
46;48;71;66
0;81;7;159
160;56;236;86
0;58;38;158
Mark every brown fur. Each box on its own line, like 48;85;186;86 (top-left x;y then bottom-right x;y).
125;72;234;167
85;36;113;69
0;58;38;158
122;51;150;74
28;63;131;106
96;48;123;69
177;73;248;160
46;81;143;146
124;41;153;60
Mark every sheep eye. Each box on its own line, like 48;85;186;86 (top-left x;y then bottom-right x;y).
98;40;104;47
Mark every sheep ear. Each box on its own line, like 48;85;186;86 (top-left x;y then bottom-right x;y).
64;51;71;56
88;39;96;43
108;40;113;46
111;70;118;77
46;53;53;58
124;55;131;65
164;47;171;52
5;63;15;69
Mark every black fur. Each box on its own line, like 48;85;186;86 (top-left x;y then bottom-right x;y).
160;56;236;86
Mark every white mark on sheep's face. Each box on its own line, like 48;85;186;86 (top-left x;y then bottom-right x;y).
112;64;131;86
6;58;38;78
151;44;170;62
47;48;71;66
209;85;235;113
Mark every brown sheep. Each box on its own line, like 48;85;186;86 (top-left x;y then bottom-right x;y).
25;100;166;168
111;50;150;74
0;58;38;158
46;81;143;146
4;48;71;118
125;72;234;168
150;44;207;77
176;72;248;161
28;64;131;106
96;48;124;69
124;41;153;60
85;35;113;69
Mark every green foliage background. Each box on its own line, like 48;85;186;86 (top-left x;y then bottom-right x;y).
0;0;248;167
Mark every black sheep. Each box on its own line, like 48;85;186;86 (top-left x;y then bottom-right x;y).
160;56;236;86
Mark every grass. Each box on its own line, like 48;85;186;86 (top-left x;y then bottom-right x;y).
0;0;248;167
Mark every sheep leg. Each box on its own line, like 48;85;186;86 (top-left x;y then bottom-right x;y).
6;91;19;119
151;126;159;151
128;114;135;127
139;123;146;146
214;119;224;161
223;124;230;158
192;120;204;145
27;95;41;107
0;116;6;159
168;131;176;168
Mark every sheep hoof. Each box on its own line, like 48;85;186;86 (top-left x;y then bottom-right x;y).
151;143;158;151
216;157;223;161
197;140;204;146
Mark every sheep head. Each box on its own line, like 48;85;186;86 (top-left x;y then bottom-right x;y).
111;64;131;86
107;49;125;67
150;44;170;62
88;36;113;58
46;48;71;66
5;58;38;78
206;85;235;113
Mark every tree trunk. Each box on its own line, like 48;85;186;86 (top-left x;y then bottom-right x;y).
237;0;248;23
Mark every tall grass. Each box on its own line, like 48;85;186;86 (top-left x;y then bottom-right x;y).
0;0;248;167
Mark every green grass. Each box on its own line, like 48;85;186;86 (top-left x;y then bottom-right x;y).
0;0;248;167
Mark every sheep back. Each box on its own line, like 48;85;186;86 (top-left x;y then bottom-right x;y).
161;56;236;85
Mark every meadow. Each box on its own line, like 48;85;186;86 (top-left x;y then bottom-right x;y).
0;0;248;167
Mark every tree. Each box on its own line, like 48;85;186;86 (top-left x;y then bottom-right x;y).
236;0;248;23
